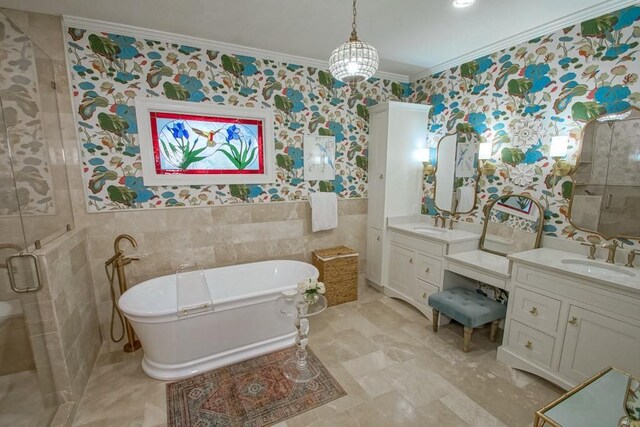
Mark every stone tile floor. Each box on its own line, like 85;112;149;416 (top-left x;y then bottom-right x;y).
72;284;563;426
0;370;57;427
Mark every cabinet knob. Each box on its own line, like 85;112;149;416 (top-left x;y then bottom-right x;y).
425;267;430;273
568;316;578;326
376;235;381;241
409;258;414;264
525;341;533;350
379;174;384;179
422;292;427;298
529;307;538;316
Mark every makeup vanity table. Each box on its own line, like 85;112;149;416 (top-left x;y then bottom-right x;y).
381;209;640;390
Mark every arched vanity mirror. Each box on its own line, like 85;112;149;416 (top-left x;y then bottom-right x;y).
480;194;544;256
567;106;640;240
433;131;480;215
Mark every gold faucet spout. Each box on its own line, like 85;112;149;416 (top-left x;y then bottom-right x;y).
602;240;619;264
114;234;137;254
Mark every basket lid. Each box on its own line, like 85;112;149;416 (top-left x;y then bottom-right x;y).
314;246;358;261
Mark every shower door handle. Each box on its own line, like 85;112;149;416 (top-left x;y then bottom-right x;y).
6;252;42;293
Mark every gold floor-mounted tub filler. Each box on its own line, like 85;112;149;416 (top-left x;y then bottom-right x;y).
105;234;141;353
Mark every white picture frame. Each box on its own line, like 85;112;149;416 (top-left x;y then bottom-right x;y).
304;135;335;181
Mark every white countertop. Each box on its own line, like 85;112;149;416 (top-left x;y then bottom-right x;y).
445;250;511;279
387;218;481;244
508;248;640;295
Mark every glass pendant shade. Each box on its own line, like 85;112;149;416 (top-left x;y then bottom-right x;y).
329;39;379;83
329;0;379;84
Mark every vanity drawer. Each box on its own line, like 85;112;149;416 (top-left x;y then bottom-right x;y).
508;320;555;368
511;287;562;334
415;279;440;310
388;231;444;258
416;253;442;286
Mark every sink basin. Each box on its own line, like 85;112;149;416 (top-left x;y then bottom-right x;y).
560;259;636;280
413;226;447;235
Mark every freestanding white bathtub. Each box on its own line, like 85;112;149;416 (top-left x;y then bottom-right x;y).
118;260;319;380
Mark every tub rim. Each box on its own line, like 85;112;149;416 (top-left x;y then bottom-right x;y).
118;259;318;320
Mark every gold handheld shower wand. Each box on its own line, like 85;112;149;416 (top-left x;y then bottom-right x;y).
105;234;141;353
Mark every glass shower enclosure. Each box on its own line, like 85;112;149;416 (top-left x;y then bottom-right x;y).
0;9;75;426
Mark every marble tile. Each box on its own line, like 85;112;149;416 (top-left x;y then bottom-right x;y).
70;286;562;426
415;400;470;426
341;349;398;378
306;410;360;427
440;388;508;427
348;389;430;427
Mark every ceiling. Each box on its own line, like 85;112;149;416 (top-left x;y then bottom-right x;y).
0;0;630;80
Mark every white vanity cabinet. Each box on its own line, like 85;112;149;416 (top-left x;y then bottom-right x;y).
384;227;479;321
498;258;640;389
558;305;640;382
365;101;431;287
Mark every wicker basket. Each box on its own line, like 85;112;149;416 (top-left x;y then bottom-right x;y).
311;246;358;307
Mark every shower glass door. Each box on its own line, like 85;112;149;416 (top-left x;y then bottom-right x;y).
0;9;71;425
0;96;58;427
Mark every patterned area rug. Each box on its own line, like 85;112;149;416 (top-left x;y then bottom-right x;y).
166;346;346;426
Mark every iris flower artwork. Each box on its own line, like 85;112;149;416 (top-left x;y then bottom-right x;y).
150;112;264;175
455;142;478;178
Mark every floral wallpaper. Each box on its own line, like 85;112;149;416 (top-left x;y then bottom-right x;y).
413;4;640;246
64;27;410;211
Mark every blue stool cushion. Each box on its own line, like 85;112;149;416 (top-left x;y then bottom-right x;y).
428;288;507;329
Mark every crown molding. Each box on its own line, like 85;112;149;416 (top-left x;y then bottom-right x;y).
409;0;639;82
62;15;409;83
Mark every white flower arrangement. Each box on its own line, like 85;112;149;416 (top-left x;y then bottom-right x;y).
297;278;325;300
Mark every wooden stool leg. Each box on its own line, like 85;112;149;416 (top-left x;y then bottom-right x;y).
463;327;473;352
432;309;439;332
489;320;499;343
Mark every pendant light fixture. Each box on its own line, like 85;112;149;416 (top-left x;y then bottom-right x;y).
329;0;379;84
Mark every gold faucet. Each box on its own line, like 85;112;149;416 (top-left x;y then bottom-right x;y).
114;234;139;265
626;250;639;268
602;240;620;264
448;217;459;230
106;234;141;353
580;242;597;260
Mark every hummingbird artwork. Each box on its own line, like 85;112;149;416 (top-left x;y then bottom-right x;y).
191;127;224;147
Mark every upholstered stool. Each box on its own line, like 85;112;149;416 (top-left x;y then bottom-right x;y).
428;288;507;352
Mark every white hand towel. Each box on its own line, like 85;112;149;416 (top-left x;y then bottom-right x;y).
309;192;338;232
456;186;475;213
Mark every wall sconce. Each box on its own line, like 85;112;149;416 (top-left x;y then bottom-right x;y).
550;136;572;176
416;148;435;176
478;141;496;175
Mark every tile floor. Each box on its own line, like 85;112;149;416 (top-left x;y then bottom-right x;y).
72;284;563;426
0;370;57;427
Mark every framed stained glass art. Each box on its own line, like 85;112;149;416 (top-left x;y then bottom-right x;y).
136;98;274;185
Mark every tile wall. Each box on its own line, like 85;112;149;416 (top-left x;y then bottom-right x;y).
34;228;102;402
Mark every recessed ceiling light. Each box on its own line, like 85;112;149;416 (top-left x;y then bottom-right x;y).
452;0;475;8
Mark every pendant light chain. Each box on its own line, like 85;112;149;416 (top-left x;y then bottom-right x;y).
350;0;358;41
